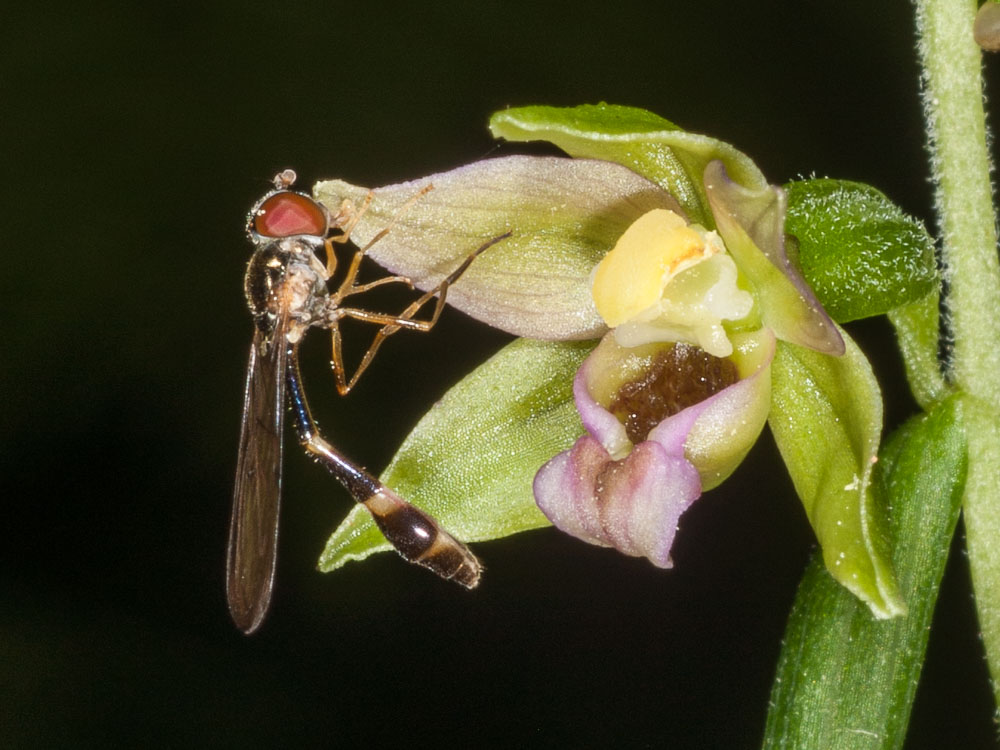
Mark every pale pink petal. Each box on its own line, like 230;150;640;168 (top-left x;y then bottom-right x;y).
596;441;700;567
533;434;701;567
573;359;630;458
533;435;614;548
314;156;682;341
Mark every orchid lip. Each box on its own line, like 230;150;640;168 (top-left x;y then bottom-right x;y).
534;329;774;566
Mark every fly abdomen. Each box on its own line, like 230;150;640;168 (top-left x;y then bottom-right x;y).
285;340;482;590
364;489;482;589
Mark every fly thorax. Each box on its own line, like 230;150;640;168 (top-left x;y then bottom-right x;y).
284;258;329;326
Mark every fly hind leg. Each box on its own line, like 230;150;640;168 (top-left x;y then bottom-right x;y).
327;231;510;395
285;340;482;588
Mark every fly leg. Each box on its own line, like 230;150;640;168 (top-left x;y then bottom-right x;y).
326;231;510;395
284;340;481;588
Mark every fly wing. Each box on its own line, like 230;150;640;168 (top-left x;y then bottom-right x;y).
226;323;286;634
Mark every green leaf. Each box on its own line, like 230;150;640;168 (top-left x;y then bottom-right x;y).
318;338;593;572
489;103;767;227
785;179;938;323
763;397;966;750
768;330;904;618
888;289;948;411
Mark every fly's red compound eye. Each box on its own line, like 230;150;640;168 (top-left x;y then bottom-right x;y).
253;192;328;238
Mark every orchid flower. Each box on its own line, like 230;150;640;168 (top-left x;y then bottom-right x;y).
530;151;849;568
313;104;939;619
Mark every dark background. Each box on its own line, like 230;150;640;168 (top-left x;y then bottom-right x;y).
4;1;997;747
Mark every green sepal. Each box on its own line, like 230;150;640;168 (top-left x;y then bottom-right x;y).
785;179;938;323
768;329;905;618
763;396;966;749
318;338;593;572
704;161;845;356
489;103;766;227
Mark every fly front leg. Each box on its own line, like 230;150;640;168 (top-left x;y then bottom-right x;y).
329;185;434;301
326;192;374;245
321;191;375;279
322;233;412;291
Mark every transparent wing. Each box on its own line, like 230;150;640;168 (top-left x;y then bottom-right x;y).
226;323;286;634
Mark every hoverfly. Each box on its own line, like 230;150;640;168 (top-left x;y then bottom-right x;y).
227;169;508;634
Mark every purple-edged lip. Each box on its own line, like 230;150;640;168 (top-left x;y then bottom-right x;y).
533;330;774;567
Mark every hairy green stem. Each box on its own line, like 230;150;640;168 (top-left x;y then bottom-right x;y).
914;0;1000;710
